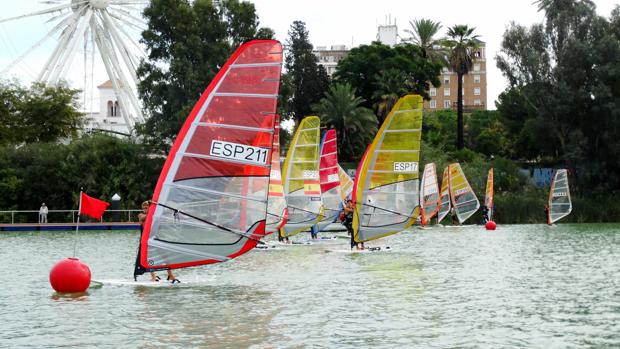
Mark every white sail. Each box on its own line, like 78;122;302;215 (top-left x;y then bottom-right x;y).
448;163;480;224
548;169;572;224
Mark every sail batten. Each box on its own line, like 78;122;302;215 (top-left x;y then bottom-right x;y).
139;40;283;272
548;169;572;224
352;95;423;243
279;116;324;237
448;163;480;224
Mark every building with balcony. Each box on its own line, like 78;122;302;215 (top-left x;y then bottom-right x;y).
313;45;350;76
423;41;488;112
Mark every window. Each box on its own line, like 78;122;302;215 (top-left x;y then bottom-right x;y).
443;75;450;84
474;99;482;106
474;75;481;83
444;100;451;108
473;63;481;72
113;101;119;117
474;51;481;58
107;101;113;117
429;88;436;97
430;100;436;109
444;88;450;96
474;87;481;96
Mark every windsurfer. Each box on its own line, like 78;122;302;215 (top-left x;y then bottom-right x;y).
342;200;364;250
544;205;550;225
134;201;179;283
481;205;489;223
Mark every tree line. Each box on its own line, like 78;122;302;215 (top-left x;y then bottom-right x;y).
0;0;618;222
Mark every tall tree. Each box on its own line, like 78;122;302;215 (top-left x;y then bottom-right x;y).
334;42;442;120
284;21;330;125
443;24;480;150
372;68;409;122
404;18;444;62
312;83;377;162
137;0;274;151
0;81;83;146
496;0;620;194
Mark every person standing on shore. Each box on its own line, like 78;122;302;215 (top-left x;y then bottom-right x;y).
39;203;48;224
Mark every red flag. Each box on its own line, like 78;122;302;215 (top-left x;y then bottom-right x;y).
80;192;110;219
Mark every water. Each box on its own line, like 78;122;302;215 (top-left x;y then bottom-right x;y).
0;224;619;348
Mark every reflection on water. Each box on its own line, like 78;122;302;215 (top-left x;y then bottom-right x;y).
0;225;619;348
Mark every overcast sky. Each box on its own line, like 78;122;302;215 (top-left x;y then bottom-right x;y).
0;0;617;111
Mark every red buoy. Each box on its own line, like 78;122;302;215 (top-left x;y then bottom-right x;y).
49;257;91;293
485;221;497;230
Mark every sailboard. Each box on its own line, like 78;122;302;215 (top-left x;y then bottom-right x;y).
316;129;344;231
136;40;283;274
419;162;440;225
437;166;451;224
352;94;423;243
448;163;480;224
338;165;354;201
279;116;324;237
547;169;572;224
265;114;288;233
485;168;494;221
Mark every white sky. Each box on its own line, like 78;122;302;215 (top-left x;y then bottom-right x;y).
0;0;617;111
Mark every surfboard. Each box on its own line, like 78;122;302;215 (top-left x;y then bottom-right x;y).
91;279;188;287
326;246;392;253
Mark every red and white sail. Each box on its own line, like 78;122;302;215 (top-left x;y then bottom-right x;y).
139;40;283;270
317;129;343;231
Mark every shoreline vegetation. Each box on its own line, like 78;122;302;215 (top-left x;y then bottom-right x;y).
1;0;618;224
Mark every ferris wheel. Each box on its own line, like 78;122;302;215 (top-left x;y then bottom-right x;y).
0;0;148;130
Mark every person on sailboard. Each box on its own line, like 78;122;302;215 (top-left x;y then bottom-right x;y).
134;201;179;283
481;205;489;223
342;200;364;250
544;205;550;225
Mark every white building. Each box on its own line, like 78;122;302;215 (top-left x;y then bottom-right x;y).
377;16;398;46
84;80;132;135
313;45;350;77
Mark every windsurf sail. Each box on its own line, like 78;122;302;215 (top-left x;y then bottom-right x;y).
448;163;480;224
316;129;343;231
485;168;494;221
419;162;440;225
279;116;324;237
265;114;288;233
338;165;354;201
137;40;282;273
548;169;572;224
437;166;451;224
352;94;423;243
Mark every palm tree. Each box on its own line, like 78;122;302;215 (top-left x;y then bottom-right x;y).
372;69;409;122
404;18;443;62
443;24;480;150
312;83;378;162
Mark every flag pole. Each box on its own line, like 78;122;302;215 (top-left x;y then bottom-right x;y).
73;187;83;257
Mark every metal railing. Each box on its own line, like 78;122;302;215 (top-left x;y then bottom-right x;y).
0;209;142;224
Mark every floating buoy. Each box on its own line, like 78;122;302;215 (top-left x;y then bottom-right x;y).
485;221;497;230
49;257;91;293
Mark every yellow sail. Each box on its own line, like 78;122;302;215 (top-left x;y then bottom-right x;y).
437;166;451;223
352;95;423;243
279;116;324;237
338;165;354;201
484;168;494;221
448;163;480;224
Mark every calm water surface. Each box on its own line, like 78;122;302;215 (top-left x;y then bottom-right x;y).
0;224;618;348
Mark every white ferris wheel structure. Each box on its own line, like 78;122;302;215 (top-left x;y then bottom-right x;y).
0;0;148;131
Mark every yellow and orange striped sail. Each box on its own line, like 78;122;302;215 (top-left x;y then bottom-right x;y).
352;95;423;243
338;165;354;201
484;168;494;221
279;116;324;237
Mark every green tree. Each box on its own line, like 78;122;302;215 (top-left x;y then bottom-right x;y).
372;68;409;122
496;1;620;193
312;83;377;162
0;81;83;146
404;18;444;62
137;0;273;151
443;24;480;150
284;21;330;125
334;42;441;118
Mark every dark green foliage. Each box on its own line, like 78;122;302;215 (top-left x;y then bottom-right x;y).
284;21;330;124
312;83;377;162
334;42;442;117
496;0;620;195
0;135;162;217
0;81;83;146
137;0;273;151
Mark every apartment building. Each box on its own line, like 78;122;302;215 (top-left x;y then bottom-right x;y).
423;41;488;112
313;45;349;76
